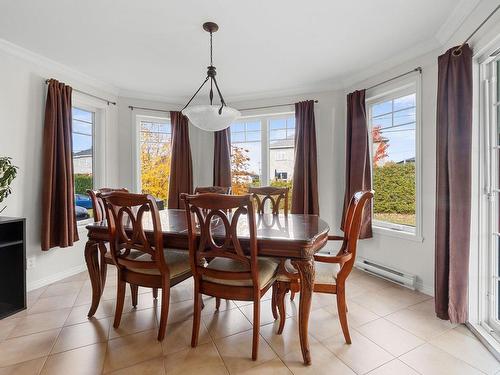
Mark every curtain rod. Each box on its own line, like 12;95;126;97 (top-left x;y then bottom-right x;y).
239;100;318;112
128;105;173;113
129;101;319;114
45;79;117;105
365;67;422;91
454;3;500;56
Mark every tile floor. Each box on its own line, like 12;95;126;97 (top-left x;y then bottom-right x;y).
0;267;498;374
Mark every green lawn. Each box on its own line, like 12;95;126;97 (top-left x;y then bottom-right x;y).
374;212;415;227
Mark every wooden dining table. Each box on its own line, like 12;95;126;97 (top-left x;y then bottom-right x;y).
85;209;330;365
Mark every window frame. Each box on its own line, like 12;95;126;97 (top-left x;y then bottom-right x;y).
72;93;108;226
230;111;295;187
133;114;172;194
365;74;423;241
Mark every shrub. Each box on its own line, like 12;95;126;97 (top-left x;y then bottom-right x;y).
74;174;93;194
373;163;415;214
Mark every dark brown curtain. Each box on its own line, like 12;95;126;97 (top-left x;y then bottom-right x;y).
291;100;319;214
435;44;472;324
41;79;79;251
342;90;372;238
213;129;232;188
168;111;193;208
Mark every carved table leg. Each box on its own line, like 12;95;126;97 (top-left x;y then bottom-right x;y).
292;258;315;365
84;240;102;317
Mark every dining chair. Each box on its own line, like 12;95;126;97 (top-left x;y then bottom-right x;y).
272;190;374;344
100;191;192;340
248;186;289;215
181;193;279;360
194;186;231;194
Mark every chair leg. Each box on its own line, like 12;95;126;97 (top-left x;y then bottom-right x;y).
191;284;202;347
113;278;126;329
252;297;260;361
152;288;158;299
271;284;278;320
98;243;108;291
130;284;138;307
215;297;221;310
336;291;351;344
157;280;170;341
276;282;288;334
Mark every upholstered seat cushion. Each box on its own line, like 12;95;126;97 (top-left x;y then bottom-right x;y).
277;260;340;285
125;249;191;279
203;257;278;287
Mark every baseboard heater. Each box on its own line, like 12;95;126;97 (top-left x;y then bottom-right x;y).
355;257;417;290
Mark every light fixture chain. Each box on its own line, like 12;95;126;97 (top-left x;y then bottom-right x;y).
210;32;213;66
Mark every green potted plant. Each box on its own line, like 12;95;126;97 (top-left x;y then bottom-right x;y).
0;157;18;214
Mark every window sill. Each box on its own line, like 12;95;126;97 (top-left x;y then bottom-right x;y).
373;225;423;242
466;322;500;361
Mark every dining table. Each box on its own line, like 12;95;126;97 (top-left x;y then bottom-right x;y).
85;209;330;365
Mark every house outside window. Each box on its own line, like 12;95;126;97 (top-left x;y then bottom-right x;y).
230;114;295;203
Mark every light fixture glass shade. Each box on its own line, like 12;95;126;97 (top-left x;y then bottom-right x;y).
182;105;241;132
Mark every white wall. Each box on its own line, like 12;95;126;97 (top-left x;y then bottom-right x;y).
0;40;119;290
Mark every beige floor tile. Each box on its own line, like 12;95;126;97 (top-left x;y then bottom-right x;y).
324;300;380;328
103;329;163;373
28;294;78;315
74;286;93;306
202;296;237;315
27;287;48;308
109;308;157;339
239;299;278;327
0;357;46;375
0;318;18;341
52;318;111;354
107;356;166;374
202;308;253;339
160;318;211;355
376;286;431;306
160;300;194;324
57;271;88;283
0;329;60;367
367;359;420;374
400;343;484;375
356;318;425;356
169;285;194;303
214;330;277;373
40;343;106;375
260;317;317;358
282;341;355;375
307;307;343;341
238;358;291;374
322;330;394;374
163;342;228;375
352;289;417;317
40;281;85;298
385;307;455;340
429;327;500;374
8;308;71;338
65;299;116;326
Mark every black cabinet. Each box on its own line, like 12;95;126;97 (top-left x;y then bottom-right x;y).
0;217;26;318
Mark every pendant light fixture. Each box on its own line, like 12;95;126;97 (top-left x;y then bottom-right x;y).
181;22;240;131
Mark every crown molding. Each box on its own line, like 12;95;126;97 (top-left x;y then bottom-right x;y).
0;38;119;96
435;0;481;46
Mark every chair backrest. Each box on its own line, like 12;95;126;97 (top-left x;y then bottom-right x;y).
336;190;374;279
100;191;168;275
248;186;289;215
87;188;128;222
181;193;259;287
194;186;231;194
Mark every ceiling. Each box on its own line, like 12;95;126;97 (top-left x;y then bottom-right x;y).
0;0;474;102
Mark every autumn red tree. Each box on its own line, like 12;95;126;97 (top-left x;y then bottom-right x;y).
372;125;389;166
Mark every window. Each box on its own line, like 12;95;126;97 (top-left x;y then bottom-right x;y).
230;114;295;199
481;56;500;341
137;116;172;206
72;107;95;222
367;80;420;235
